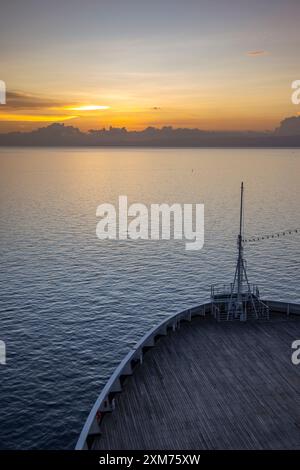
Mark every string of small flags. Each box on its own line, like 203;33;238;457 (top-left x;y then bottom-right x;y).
243;228;299;243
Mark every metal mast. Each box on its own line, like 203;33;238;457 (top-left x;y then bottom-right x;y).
237;182;244;314
228;181;248;320
211;182;269;322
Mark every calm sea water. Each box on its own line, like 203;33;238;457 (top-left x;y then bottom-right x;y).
0;148;299;449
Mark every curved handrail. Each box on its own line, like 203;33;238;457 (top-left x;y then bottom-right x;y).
75;302;210;450
263;299;300;315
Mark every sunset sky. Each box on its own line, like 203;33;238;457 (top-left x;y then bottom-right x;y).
1;0;300;132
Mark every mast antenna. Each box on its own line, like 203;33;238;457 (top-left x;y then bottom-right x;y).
211;182;269;322
236;181;244;317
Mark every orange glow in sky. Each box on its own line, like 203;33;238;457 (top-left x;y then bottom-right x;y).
66;105;110;111
0;113;77;122
1;1;300;133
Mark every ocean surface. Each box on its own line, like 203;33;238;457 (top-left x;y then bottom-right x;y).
0;147;299;449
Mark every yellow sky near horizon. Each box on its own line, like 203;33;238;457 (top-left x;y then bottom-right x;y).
0;81;297;133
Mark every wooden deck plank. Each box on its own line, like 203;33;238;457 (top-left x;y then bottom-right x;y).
93;315;300;449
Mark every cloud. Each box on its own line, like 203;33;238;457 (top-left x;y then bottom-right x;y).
2;91;110;122
1;116;300;146
5;91;64;110
1;90;80;122
274;115;300;136
247;50;268;57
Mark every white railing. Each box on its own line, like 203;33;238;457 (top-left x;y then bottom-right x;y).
75;302;211;450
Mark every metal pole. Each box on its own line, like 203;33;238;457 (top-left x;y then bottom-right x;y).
237;182;244;317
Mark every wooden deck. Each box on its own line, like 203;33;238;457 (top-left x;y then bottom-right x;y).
93;314;300;450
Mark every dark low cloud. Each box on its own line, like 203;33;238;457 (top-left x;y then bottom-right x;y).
1;117;300;147
5;91;63;110
275;116;300;136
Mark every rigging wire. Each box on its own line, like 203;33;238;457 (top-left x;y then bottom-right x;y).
243;228;299;244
